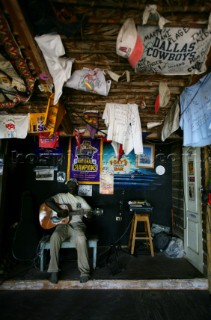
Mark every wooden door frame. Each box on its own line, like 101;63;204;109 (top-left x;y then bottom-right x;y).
204;146;211;294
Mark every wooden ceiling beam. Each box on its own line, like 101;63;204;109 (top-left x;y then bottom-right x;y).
1;0;52;88
53;0;211;12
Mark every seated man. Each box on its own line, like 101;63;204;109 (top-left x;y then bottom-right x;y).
45;178;92;284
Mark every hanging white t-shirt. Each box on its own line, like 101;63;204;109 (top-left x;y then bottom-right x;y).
102;103;143;156
180;72;211;147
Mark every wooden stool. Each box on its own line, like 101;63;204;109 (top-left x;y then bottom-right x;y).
128;213;154;256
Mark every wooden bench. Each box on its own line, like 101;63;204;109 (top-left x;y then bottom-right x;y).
39;236;99;271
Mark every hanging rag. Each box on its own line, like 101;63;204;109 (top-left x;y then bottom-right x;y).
35;33;74;105
161;98;180;141
73;128;85;147
142;4;170;29
155;82;170;113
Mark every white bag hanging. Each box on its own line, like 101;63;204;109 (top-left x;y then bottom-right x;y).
65;67;111;96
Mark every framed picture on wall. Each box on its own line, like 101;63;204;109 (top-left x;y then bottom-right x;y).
136;144;155;168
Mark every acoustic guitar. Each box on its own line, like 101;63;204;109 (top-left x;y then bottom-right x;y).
39;203;103;230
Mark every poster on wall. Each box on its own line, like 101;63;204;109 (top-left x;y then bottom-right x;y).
34;166;56;181
136;144;155;168
35;144;63;156
103;142;158;189
57;171;66;183
188;159;195;201
78;185;92;197
100;172;114;194
67;137;102;184
34;138;63;167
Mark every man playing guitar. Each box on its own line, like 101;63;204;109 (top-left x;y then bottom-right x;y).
43;178;92;284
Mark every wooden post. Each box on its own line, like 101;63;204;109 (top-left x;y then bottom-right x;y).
206;204;211;294
205;146;211;293
1;0;52;88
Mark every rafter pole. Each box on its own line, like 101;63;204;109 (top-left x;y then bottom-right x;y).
1;0;52;88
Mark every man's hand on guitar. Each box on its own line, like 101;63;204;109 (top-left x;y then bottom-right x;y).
57;209;69;218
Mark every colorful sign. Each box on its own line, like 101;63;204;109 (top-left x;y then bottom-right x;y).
100;172;114;194
103;142;158;189
68;137;102;184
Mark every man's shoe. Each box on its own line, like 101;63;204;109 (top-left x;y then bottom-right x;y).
49;272;58;284
80;275;90;283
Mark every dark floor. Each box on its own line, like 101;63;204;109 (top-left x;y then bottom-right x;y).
0;246;210;320
0;289;210;320
0;245;204;283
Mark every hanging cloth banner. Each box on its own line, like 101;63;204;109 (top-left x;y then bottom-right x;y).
135;25;211;74
29;113;48;133
68;137;102;184
0;114;29;139
116;6;211;75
